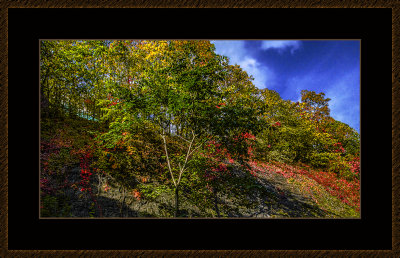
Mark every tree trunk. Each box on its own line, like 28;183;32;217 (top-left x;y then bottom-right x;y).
174;186;179;217
120;186;126;217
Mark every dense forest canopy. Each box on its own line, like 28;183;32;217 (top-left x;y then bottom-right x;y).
40;40;360;217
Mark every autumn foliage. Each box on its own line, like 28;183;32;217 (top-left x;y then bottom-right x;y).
40;40;360;218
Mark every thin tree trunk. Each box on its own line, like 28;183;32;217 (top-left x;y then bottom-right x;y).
162;130;200;218
120;186;126;217
96;174;103;198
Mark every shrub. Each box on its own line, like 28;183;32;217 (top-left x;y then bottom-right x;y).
310;152;340;169
328;156;360;181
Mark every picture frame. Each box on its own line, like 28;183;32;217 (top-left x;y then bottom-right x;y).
0;4;394;257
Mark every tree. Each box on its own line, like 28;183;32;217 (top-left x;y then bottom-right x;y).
300;89;331;122
40;40;112;121
95;40;262;217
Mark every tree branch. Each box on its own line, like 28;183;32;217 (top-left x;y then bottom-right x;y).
161;129;177;187
176;134;191;143
188;137;209;157
177;130;196;185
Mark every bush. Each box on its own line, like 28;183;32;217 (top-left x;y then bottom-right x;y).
328;156;360;181
310;152;340;169
265;150;294;164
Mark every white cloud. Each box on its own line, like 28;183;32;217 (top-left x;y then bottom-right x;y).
285;67;360;132
211;40;245;64
325;68;360;132
260;40;302;54
211;40;275;89
240;57;257;68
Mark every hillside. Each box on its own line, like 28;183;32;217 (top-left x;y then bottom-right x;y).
39;40;360;218
40;117;359;218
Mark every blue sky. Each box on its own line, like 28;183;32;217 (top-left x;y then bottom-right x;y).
211;40;360;133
